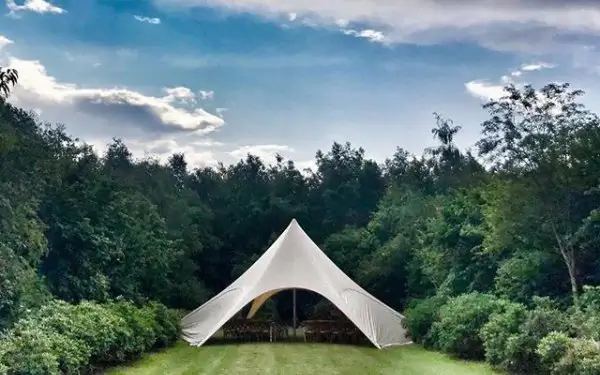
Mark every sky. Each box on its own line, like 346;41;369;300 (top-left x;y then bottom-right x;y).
2;0;600;170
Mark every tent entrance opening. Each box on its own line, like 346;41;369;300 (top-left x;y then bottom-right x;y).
219;288;370;345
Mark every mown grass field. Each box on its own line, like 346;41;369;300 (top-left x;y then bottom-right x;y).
105;341;501;375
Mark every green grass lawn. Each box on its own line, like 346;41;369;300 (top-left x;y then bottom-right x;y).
104;341;501;375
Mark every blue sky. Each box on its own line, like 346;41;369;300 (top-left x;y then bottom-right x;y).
2;0;600;170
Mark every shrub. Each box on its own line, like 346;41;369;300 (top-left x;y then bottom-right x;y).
106;301;157;357
481;297;568;373
538;333;600;375
480;301;528;370
430;292;504;359
402;295;447;348
148;301;180;348
0;299;180;374
0;321;90;375
569;286;600;341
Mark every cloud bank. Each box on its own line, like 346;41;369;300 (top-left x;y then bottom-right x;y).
153;0;600;54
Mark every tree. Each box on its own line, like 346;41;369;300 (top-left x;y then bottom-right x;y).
0;68;18;99
477;83;600;302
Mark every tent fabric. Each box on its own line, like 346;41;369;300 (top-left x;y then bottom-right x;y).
246;289;283;319
181;219;412;349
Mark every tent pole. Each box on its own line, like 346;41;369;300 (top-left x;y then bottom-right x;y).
293;288;297;339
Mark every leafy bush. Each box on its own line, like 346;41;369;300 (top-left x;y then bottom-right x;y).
480;301;528;370
430;292;504;359
402;295;447;347
538;333;600;375
481;297;568;373
570;286;600;340
0;299;180;375
148;301;181;348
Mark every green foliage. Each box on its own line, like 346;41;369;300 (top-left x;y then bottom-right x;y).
419;189;496;297
403;295;448;347
430;292;505;359
494;251;565;304
481;297;568;373
324;227;378;279
2;78;600;370
538;333;600;375
569;286;600;341
0;299;179;375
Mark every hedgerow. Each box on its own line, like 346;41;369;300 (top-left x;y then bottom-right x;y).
0;299;180;375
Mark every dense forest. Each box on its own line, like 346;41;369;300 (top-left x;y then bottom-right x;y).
1;67;600;374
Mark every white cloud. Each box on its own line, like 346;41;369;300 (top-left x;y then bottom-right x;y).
229;144;295;164
6;0;65;15
198;90;214;100
215;107;227;118
342;28;387;44
467;59;560;101
134;15;161;24
294;159;317;173
132;138;220;167
288;12;296;21
164;86;196;103
153;0;600;53
0;35;13;49
465;80;507;101
88;137;221;169
5;56;224;133
520;62;557;71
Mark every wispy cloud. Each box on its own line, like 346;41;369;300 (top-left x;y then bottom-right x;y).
341;28;387;44
134;15;161;24
6;0;65;16
199;90;214;100
465;60;557;101
520;62;557;71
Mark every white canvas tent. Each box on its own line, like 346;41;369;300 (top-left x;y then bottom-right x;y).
181;219;411;349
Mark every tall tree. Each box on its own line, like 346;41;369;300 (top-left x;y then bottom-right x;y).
477;83;600;301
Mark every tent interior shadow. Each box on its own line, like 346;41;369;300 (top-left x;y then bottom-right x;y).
201;288;374;348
